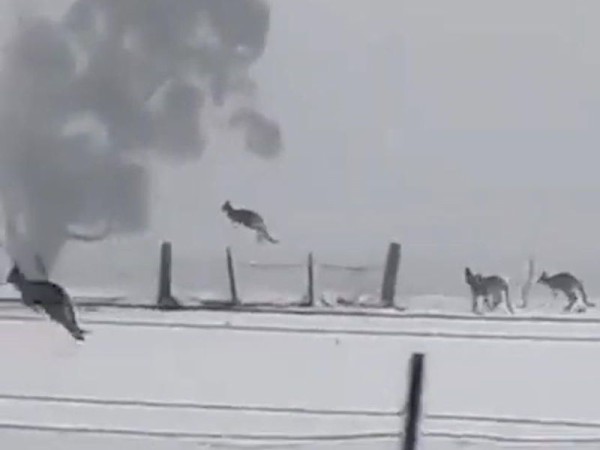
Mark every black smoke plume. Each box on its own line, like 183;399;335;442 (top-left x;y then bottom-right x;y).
0;0;282;277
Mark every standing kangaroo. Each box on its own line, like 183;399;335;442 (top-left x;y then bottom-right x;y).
537;271;593;312
6;257;88;341
464;267;514;314
221;201;279;244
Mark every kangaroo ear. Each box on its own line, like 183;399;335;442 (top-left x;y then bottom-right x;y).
464;267;472;281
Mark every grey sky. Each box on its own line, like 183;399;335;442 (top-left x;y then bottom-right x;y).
398;1;600;286
246;0;600;292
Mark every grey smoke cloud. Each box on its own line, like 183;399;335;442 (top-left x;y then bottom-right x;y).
0;0;282;276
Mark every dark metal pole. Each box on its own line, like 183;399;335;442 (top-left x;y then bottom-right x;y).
402;353;425;450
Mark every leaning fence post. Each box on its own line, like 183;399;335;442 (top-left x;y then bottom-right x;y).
520;257;535;309
402;353;425;450
226;247;239;305
305;252;315;307
381;242;401;307
157;241;181;310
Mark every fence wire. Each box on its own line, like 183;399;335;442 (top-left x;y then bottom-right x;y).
425;412;600;446
0;389;598;447
236;260;307;306
0;422;399;443
2;405;599;448
0;393;400;418
3;313;600;344
317;262;383;308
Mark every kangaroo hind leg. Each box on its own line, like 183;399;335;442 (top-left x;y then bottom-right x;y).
255;225;278;244
564;291;577;312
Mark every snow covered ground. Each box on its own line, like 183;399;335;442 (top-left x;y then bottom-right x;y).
1;290;600;449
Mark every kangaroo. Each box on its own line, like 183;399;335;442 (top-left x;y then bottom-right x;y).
6;258;88;341
464;267;514;314
537;271;593;312
221;200;279;244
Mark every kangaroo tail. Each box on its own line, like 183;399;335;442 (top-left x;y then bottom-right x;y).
256;226;279;244
580;283;594;307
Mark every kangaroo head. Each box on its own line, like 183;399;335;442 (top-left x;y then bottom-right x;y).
221;201;232;212
464;267;476;285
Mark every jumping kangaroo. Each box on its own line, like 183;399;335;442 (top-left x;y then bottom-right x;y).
6;257;88;341
221;201;279;244
464;267;514;314
537;271;593;312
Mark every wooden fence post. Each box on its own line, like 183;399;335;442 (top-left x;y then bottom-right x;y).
305;252;315;307
520;257;535;308
226;246;239;305
402;353;425;450
157;241;181;310
381;242;401;308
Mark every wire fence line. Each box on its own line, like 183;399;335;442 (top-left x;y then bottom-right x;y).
4;301;600;336
428;412;600;430
0;393;400;418
0;422;400;443
86;306;600;326
239;262;306;270
1;313;600;344
425;412;600;445
2;413;600;446
318;263;380;272
2;391;600;435
0;393;400;445
4;298;600;327
423;411;600;444
2;390;600;445
9;392;600;432
6;422;600;447
424;430;600;445
239;261;382;272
